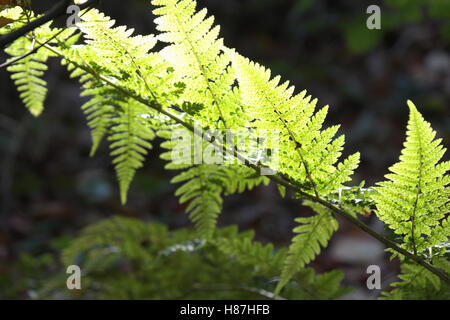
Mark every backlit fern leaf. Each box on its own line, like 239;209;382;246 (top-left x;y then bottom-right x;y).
275;200;338;294
109;99;157;204
6;38;49;116
80;90;116;157
172;164;224;239
226;49;356;294
2;1;448;300
63;58;158;204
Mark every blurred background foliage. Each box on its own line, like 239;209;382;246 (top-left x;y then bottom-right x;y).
0;0;449;299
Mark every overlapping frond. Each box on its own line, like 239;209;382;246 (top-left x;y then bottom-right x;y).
227;49;360;197
158;120;269;239
65;56;159;204
172;164;225;239
59;216;350;300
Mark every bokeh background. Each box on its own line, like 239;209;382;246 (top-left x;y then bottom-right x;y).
0;0;449;299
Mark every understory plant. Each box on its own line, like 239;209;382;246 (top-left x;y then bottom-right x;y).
0;0;448;299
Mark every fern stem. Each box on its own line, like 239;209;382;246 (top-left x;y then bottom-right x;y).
307;194;449;285
38;41;450;286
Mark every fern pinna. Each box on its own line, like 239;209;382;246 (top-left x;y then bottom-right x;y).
0;0;449;299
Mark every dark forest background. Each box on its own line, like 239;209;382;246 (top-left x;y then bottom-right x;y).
0;0;449;299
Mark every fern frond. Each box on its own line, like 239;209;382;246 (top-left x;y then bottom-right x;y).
275;200;338;294
64;58;159;204
172;164;224;239
0;6;28;34
80;91;116;156
59;9;178;203
381;261;448;300
227;49;359;196
214;229;286;274
2;8;52;117
59;216;350;300
373;101;450;256
2;7;78;116
109;99;157;204
169;163;267;239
